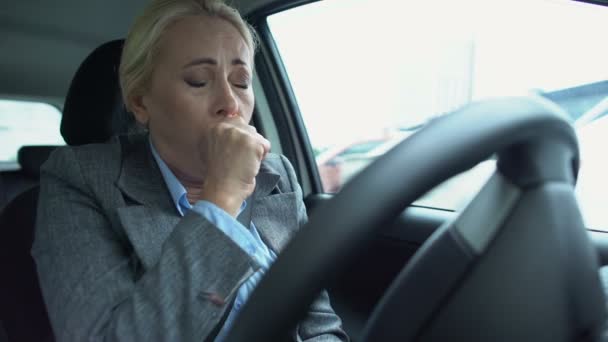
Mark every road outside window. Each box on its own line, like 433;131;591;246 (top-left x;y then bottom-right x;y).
268;0;608;230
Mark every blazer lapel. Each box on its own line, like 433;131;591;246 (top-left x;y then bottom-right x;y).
114;134;180;270
115;134;174;211
117;206;180;270
252;162;299;253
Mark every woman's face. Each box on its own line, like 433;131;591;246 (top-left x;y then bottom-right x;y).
131;15;254;178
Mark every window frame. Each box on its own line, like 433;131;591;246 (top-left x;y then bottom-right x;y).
247;1;326;196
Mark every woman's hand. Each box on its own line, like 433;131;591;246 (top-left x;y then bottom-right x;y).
198;116;271;217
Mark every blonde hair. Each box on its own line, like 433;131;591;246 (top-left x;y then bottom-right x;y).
119;0;257;111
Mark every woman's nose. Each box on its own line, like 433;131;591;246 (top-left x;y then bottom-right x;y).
214;80;239;117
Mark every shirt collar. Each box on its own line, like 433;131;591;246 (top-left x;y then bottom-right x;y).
148;137;191;216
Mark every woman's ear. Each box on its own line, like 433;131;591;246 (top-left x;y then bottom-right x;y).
128;94;150;126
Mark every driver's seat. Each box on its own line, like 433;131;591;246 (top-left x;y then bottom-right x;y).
0;39;133;342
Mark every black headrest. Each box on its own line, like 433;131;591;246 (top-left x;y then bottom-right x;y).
61;39;138;146
17;146;58;178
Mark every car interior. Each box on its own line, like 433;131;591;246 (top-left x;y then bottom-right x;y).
2;0;608;341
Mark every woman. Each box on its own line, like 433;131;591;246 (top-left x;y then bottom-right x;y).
32;0;348;340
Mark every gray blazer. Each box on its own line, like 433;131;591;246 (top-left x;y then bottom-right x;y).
32;133;348;341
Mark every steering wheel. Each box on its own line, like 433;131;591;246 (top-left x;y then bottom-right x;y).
225;97;607;341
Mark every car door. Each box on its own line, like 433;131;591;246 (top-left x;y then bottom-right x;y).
245;0;608;339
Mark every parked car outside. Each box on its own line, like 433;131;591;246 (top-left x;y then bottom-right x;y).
316;130;413;193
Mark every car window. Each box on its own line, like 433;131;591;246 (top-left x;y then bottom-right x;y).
0;99;65;171
267;0;608;230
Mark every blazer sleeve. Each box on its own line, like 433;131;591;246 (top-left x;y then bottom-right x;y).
32;147;256;341
279;155;350;342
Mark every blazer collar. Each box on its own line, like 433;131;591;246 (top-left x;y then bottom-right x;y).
254;162;281;198
116;134;175;212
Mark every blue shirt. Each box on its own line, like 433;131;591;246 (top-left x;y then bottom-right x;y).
149;140;276;342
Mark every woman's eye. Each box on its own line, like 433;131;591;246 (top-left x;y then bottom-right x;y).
185;79;207;88
232;72;251;90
